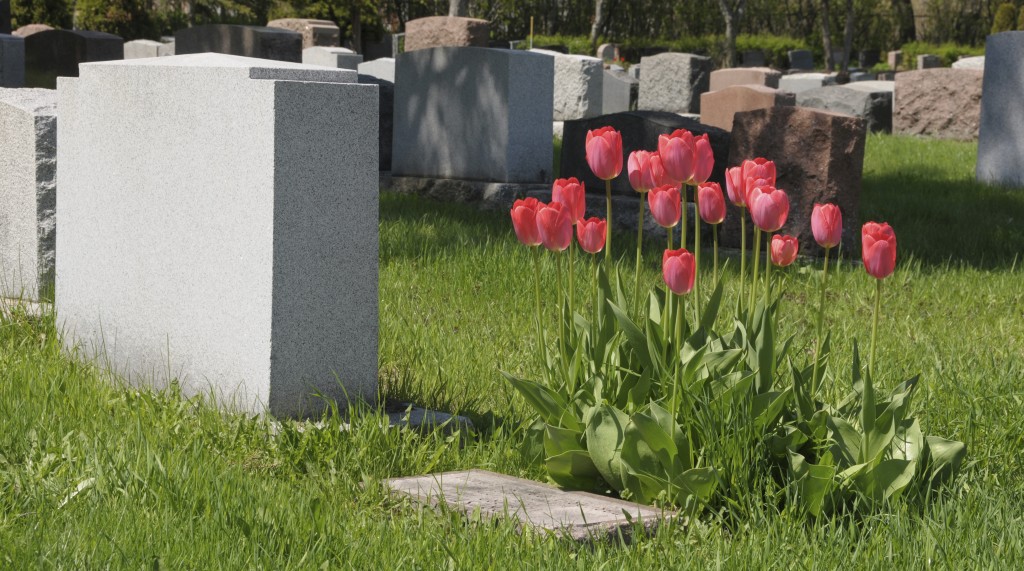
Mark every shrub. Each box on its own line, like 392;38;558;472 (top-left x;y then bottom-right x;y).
10;0;71;29
992;2;1017;34
75;0;156;40
1019;5;1024;30
900;41;985;67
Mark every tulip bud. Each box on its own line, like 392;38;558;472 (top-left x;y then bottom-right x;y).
536;202;574;252
510;197;541;246
748;185;790;232
648;184;682;228
662;248;696;295
697;182;726;225
658;129;694;185
586;127;623;181
862;222;897;279
811;203;843;249
576;217;607;254
627;150;665;192
724;166;746;207
770;234;799;267
551;177;586;225
692;134;714;184
741;157;776;187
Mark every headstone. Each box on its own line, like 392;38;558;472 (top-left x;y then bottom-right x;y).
363;35;394;60
628;64;640;79
916;54;940;69
266;18;339;49
893;68;982;141
358;68;394;171
530;49;603;120
741;49;765;67
358;56;394;83
174;25;302;63
849;71;876;82
0;88;56;299
602;68;638;114
0;1;9;35
727;106;866;255
596;43;618;62
952;55;984;70
24;29;123;89
13;24;51;37
0;33;23;87
858;49;880;68
887;50;902;69
392;47;552;183
403;16;488;52
560;111;730;196
831;49;846;66
796;81;893;133
123;39;174;59
303;46;362;69
700;84;795;132
709;67;781;91
788;49;814;70
387;470;672;542
779;72;836;93
637;52;712;114
55;53;375;417
977;32;1024;187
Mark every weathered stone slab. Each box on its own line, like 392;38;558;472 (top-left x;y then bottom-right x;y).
700;84;795;132
392;47;553;183
887;50;902;69
788;49;814;70
778;72;836;93
358;56;394;83
796;81;893;133
403;16;488;52
560;111;730;196
727;106;866;255
24;29;122;89
56;53;377;417
123;39;174;59
917;54;941;69
387;470;673;542
530;49;602;120
977;32;1024;187
893;68;982;141
267;18;339;49
709;67;781;91
175;25;302;63
637;52;711;114
0;87;56;299
596;43;618;62
0;33;23;87
952;55;984;70
602;68;637;114
303;46;362;69
13;24;51;37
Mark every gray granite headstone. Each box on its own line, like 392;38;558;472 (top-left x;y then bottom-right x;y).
596;43;618;62
779;72;836;93
602;68;638;114
387;470;673;542
628;63;640;79
24;29;123;89
952;56;984;70
0;87;56;299
741;49;765;67
977;32;1024;187
55;53;375;417
174;25;302;63
530;48;603;120
637;52;711;114
917;54;941;69
392;47;553;183
302;46;362;69
123;39;174;59
796;81;893;133
0;33;23;87
788;49;814;70
358;57;394;83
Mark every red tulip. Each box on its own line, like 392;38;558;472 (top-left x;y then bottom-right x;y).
862;222;897;279
648;184;681;228
552;177;586;224
627;150;666;192
586;127;623;181
662;248;696;295
692;134;714;184
536;201;573;252
742;157;776;187
510;197;541;246
658;129;694;185
725;166;746;207
697;182;726;225
747;185;790;232
576;217;607;254
770;234;799;266
811;203;843;249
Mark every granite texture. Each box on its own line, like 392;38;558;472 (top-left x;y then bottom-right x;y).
637;52;712;114
13;24;51;37
0;33;23;87
602;68;637;114
175;25;302;63
893;68;982;141
123;39;174;59
266;18;339;49
302;46;362;69
359;72;393;170
403;16;489;52
796;81;893;133
709;67;781;91
530;48;603;120
358;57;394;83
977;32;1024;187
778;72;836;93
24;29;123;89
787;49;813;70
56;53;378;417
700;84;795;132
952;56;985;70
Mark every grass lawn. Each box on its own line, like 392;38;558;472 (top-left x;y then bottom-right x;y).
2;134;1024;567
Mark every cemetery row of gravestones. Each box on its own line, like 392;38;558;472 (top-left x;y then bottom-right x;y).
0;15;1023;418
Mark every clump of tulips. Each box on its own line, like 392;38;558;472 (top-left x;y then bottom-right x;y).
504;126;965;518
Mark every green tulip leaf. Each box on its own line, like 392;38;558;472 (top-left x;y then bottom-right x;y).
608;300;653;372
585;404;629;491
627;410;678;472
826;415;863;467
752;388;792;432
544;424;584;458
502;372;578;430
671;467;718;506
545;449;604;491
699;280;725;332
924;435;967;484
893;419;924;462
755;302;775;394
868;458;916;501
788;450;836;518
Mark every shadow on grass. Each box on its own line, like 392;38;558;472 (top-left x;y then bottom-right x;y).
380;192;511;259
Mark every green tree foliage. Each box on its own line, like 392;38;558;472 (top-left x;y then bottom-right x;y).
10;0;71;29
75;0;155;39
992;2;1017;33
1018;4;1024;29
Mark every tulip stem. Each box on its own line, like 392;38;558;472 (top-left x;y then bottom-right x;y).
870;278;882;380
749;227;761;313
713;225;719;285
556;253;570;387
764;232;772;304
693;186;702;321
531;247;544;380
635;196;646;314
680;185;688;251
810;247;831;397
739;209;747;312
605;179;613;269
568;241;575;319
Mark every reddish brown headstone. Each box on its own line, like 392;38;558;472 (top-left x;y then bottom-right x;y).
13;24;52;37
893;68;983;141
403;16;488;52
700;85;795;132
266;18;339;49
724;106;866;255
709;67;782;91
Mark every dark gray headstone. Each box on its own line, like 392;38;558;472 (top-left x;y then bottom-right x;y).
174;25;301;63
741;50;765;67
637;52;712;114
917;54;941;69
560;111;730;196
788;49;813;70
0;1;10;35
858;49;880;68
0;33;23;87
977;31;1024;187
24;29;122;89
796;81;893;133
359;73;393;171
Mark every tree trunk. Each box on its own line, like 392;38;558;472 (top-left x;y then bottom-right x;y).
842;0;854;71
717;0;746;68
589;0;607;52
448;0;468;17
351;1;362;54
820;0;834;71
